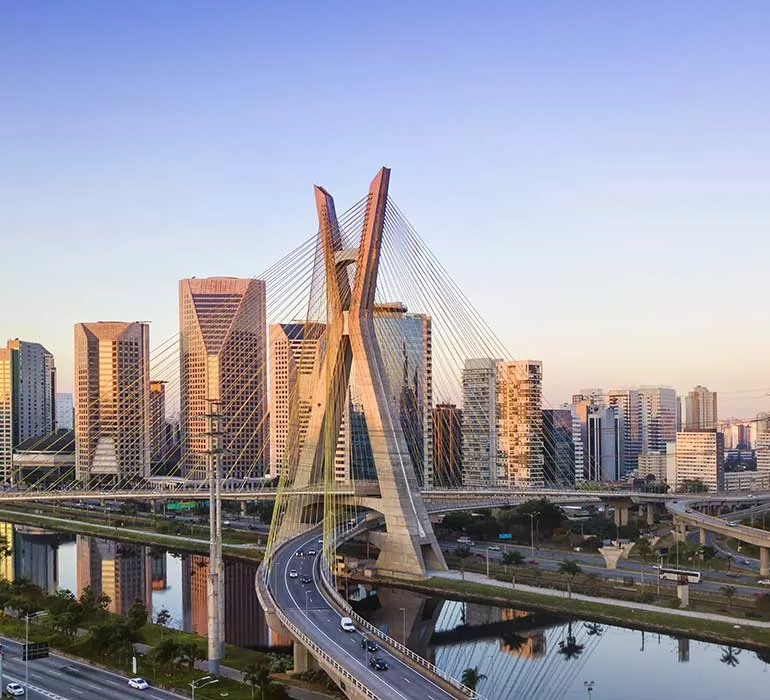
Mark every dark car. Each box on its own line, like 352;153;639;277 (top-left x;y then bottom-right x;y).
300;577;312;584
361;638;379;653
369;657;388;671
295;550;305;557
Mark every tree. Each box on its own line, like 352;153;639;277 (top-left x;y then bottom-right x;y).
46;589;83;638
127;598;149;633
558;559;582;598
79;585;110;622
460;666;486;691
682;479;708;494
516;499;564;536
558;621;584;661
155;607;171;628
720;585;737;611
634;537;652;563
243;662;271;700
178;640;204;671
151;637;181;670
454;545;472;581
502;550;524;568
720;646;741;667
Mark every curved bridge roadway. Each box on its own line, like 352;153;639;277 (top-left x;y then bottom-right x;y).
268;530;460;700
668;499;770;576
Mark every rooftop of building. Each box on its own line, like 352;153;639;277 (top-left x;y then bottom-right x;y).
16;429;75;453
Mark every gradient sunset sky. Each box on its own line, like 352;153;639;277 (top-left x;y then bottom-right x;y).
2;1;769;417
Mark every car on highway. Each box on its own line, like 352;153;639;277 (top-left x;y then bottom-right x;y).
487;545;501;551
340;616;356;632
742;559;752;565
307;549;317;556
729;522;739;528
6;683;24;696
361;637;379;652
289;570;298;578
758;579;770;586
128;677;149;690
528;559;538;564
295;550;305;557
369;657;389;671
300;576;312;584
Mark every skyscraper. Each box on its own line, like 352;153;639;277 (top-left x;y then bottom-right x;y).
499;360;544;487
606;388;640;478
685;385;718;430
179;277;268;480
542;408;576;486
431;404;463;488
675;430;725;492
268;322;325;478
149;380;167;463
74;322;150;484
0;340;56;481
461;358;500;487
56;393;74;431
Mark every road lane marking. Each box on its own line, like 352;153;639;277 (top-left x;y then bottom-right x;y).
5;673;70;700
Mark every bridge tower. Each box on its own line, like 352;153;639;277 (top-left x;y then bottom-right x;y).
275;168;446;579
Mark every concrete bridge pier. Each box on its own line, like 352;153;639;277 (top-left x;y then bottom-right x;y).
638;505;645;518
672;521;687;543
613;505;629;527
293;641;319;673
699;528;707;546
598;542;635;569
761;547;769;578
646;504;656;526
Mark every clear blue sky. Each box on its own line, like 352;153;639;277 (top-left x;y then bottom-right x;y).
2;1;769;417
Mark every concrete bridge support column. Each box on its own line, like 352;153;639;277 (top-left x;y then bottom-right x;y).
699;528;707;546
673;521;687;543
614;505;629;528
293;641;318;674
677;584;689;608
638;505;645;518
761;547;769;578
647;504;655;527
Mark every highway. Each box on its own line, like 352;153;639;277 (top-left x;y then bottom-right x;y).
268;530;459;700
0;636;183;700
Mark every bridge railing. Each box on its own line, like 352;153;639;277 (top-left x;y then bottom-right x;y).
317;529;486;700
256;561;383;700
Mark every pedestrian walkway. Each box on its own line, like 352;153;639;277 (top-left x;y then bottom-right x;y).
430;568;770;629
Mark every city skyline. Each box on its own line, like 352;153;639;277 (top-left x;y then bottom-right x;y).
2;3;770;418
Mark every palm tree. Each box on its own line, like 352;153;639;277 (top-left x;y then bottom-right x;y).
454;545;472;581
558;559;582;598
583;622;603;636
558;621;584;661
243;662;271;700
720;646;741;667
461;666;486;691
720;585;737;611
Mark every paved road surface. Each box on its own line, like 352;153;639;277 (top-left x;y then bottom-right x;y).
269;531;458;700
0;636;184;700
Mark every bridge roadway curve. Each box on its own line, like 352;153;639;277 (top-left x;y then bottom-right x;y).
268;530;459;700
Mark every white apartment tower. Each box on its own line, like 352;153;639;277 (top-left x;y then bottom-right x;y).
461;358;500;487
675;430;725;492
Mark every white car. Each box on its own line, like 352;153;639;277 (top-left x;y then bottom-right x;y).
340;616;355;632
289;570;298;578
128;678;149;690
487;545;501;551
758;580;770;586
6;683;25;696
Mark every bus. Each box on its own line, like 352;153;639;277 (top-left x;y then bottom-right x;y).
654;566;701;584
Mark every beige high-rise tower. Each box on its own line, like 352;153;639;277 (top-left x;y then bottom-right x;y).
499;360;544;487
74;322;150;484
179;277;268;480
685;385;718;430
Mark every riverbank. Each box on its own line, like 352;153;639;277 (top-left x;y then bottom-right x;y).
362;569;770;650
0;507;262;562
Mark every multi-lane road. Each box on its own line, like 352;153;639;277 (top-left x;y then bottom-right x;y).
268;530;459;700
0;636;183;700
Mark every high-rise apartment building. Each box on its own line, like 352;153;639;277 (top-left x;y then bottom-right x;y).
56;393;74;431
542;408;575;486
0;340;56;481
431;404;462;488
675;430;725;492
268;322;325;478
461;358;500;487
74;322;150;484
149;381;167;463
605;388;640;478
638;387;677;453
179;277;268;480
499;360;544;488
685;385;718;430
756;433;770;475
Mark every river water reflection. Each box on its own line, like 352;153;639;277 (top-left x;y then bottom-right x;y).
355;585;770;700
6;523;770;698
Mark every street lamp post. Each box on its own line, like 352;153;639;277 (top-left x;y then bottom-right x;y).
190;675;219;700
485;550;490;579
527;512;539;554
25;610;48;692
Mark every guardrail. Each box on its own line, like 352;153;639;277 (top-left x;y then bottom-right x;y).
317;525;486;700
256;560;384;700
